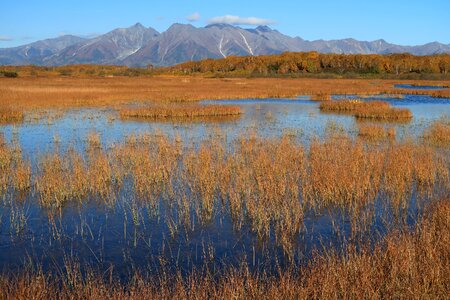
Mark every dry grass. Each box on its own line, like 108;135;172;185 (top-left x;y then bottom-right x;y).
423;119;450;147
120;104;242;120
0;134;31;194
35;145;120;208
310;92;331;101
0;107;24;124
320;100;389;112
320;100;413;121
18;131;446;244
354;107;412;121
358;124;396;141
0;199;447;299
0;77;449;110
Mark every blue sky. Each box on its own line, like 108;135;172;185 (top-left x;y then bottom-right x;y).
1;0;449;48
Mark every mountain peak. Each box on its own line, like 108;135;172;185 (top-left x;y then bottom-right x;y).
1;22;448;67
131;22;145;29
167;23;196;31
205;23;236;30
256;25;272;32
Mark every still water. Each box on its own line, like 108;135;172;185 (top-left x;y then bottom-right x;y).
0;94;448;279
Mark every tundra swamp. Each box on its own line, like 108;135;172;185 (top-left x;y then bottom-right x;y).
0;91;448;296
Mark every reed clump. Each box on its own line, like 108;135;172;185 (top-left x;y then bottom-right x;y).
0;135;31;194
0;107;24;124
358;124;396;141
35;147;118;208
3;130;449;245
310;92;331;101
319;100;389;112
354;106;412;121
119;104;242;120
423;119;450;147
320;100;412;121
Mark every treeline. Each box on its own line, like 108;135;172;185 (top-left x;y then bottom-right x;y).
161;52;450;76
0;64;153;77
2;52;449;78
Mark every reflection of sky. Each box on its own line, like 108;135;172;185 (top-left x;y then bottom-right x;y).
0;93;448;275
0;95;449;161
394;84;449;90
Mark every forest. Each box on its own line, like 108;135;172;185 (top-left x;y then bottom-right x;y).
161;52;450;77
1;52;449;79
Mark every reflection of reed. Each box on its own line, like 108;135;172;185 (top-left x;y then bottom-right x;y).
1;125;449;298
0;199;448;299
1;129;446;248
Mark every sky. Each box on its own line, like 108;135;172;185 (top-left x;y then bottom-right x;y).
1;0;449;48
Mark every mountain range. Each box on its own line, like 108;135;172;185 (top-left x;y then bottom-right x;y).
1;23;449;67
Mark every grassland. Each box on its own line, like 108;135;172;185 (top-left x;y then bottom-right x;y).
0;76;449;110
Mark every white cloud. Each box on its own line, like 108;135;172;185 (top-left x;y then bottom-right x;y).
186;12;201;22
0;35;13;41
207;15;276;26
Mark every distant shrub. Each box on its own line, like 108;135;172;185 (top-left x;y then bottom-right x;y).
59;69;72;76
0;71;18;78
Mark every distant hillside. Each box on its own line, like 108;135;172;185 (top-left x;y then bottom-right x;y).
1;23;450;67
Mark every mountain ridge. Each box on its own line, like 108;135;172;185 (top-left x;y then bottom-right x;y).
1;23;449;67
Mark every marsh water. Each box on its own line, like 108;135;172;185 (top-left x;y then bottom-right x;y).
0;94;449;279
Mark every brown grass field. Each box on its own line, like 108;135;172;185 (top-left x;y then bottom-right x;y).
1;76;449;110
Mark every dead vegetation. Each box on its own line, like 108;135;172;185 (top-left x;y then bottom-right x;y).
357;124;396;141
0;130;446;243
120;104;242;120
0;198;447;300
320;100;413;121
0;76;449;111
423;119;450;147
0;107;24;124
